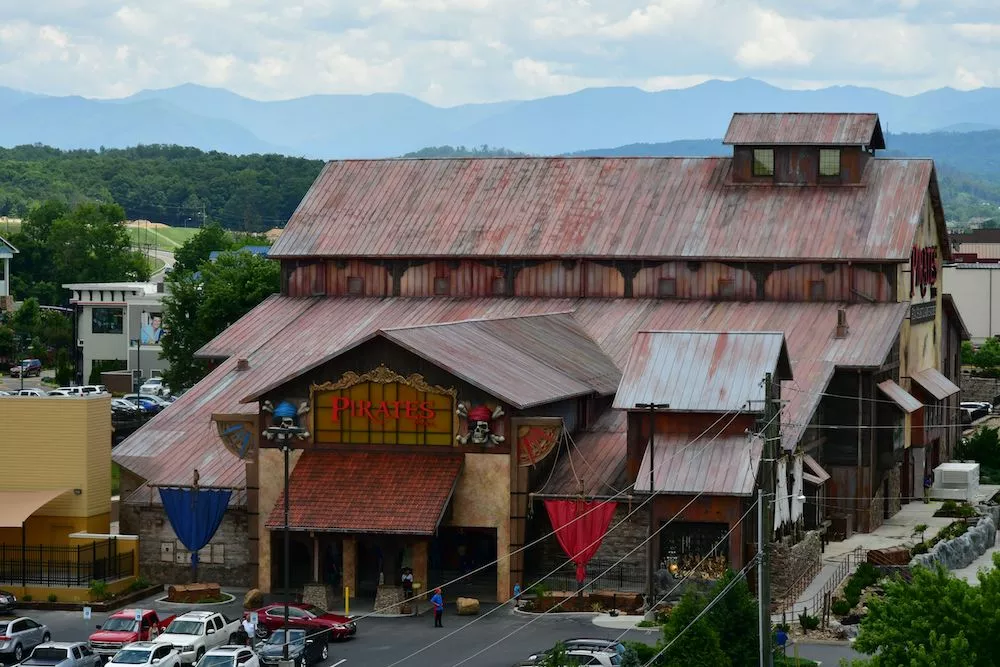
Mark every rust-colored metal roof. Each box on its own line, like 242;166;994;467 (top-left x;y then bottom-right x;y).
723;113;884;148
269;156;931;261
910;368;960;400
540;410;630;498
379;314;620;409
115;297;909;498
632;432;763;496
613;331;792;412
877;380;921;414
265;451;463;534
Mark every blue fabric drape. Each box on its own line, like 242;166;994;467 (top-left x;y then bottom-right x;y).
159;487;232;569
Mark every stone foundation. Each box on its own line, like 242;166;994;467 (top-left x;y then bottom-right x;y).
374;584;405;615
301;583;334;610
769;530;822;601
960;375;1000;404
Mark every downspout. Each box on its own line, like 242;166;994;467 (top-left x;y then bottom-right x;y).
857;370;863;532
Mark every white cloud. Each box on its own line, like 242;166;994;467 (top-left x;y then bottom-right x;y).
735;9;813;68
0;0;998;104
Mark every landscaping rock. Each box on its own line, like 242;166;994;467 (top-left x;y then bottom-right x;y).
168;583;221;603
910;514;997;571
244;589;263;609
456;597;480;615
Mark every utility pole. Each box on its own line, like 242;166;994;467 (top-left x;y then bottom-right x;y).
758;372;777;667
636;401;669;613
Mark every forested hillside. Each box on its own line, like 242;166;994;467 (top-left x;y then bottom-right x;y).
0;145;323;231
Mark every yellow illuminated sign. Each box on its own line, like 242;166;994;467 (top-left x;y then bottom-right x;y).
312;366;456;446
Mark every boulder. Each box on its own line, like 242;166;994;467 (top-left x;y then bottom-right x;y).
167;583;221;603
910;515;997;571
244;589;264;610
456;597;480;615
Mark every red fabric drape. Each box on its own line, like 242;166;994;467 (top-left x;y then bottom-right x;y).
544;499;618;584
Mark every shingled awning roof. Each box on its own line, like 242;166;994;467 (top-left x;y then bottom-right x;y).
723;113;885;149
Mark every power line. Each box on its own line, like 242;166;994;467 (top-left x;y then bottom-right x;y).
384;410;751;666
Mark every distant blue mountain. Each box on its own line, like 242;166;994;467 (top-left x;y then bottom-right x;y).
4;78;1000;158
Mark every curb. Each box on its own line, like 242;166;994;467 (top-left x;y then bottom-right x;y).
512;607;599;619
155;592;237;607
10;585;162;612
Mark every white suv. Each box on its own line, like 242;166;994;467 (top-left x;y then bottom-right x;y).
195;646;258;667
107;643;181;667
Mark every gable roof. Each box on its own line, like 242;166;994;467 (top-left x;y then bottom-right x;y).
114;297;908;503
723;113;885;149
0;234;17;258
613;331;792;413
269;156;934;262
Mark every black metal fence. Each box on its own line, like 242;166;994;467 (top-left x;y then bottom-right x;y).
544;557;645;593
0;538;134;587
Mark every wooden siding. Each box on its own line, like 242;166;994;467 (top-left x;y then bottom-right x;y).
732;146;866;185
634;262;755;300
515;260;582;297
325;260;390;297
285;258;895;301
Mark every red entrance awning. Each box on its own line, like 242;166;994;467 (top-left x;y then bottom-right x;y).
265;451;463;535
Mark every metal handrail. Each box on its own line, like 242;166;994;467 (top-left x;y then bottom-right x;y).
776;546;867;618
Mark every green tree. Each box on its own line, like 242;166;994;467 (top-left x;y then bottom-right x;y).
852;560;998;666
974;337;1000;368
955;425;1000;469
658;590;731;667
962;340;977;366
0;324;15;360
11;297;41;338
707;570;759;667
161;250;280;390
172;222;234;275
55;348;73;386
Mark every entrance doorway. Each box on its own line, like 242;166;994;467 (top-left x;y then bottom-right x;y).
269;532;312;594
429;527;497;600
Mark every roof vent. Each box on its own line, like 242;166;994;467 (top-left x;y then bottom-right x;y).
835;309;849;339
236;358;250;372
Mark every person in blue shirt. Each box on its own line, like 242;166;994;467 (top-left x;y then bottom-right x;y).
513;583;521;608
431;587;444;627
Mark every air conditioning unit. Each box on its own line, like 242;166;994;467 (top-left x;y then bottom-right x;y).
931;462;980;502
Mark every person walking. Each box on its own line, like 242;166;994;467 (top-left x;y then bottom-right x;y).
513;583;521;609
241;615;256;646
430;587;444;627
924;471;934;503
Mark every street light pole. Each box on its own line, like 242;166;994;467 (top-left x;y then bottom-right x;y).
635;401;669;610
262;424;304;664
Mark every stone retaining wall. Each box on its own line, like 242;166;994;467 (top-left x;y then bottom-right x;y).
909;512;997;571
770;530;822;601
960;375;1000;403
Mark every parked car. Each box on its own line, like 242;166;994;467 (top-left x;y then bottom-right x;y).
153;612;241;666
960;402;990;422
19;643;101;667
138;378;169;397
561;639;625;656
111;399;141;412
0;391;11;397
0;591;14;613
9;359;42;378
105;643;181;667
47;390;73;397
246;603;356;642
255;630;327;667
0;617;51;663
194;646;258;667
15;389;46;397
89;610;177;661
122;394;171;409
520;648;622;666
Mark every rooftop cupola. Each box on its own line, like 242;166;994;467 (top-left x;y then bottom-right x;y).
724;112;885;186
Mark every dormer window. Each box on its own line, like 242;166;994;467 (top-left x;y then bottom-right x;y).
752;149;774;177
819;149;841;177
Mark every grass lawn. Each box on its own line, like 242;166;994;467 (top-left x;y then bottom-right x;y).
776;655;820;666
147;256;166;273
127;225;197;250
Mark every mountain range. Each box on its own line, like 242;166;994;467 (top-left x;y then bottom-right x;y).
3;78;1000;158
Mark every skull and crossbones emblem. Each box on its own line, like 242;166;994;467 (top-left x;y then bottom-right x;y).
456;403;505;446
261;399;311;441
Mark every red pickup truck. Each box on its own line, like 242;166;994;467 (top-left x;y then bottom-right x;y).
88;609;177;661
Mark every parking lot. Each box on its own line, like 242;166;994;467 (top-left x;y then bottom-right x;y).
0;372;50;394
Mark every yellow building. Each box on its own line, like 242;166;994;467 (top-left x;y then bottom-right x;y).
0;394;136;600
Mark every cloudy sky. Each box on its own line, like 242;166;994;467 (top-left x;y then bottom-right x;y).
1;0;999;106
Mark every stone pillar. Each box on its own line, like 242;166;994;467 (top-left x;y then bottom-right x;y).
342;537;356;598
312;534;320;582
412;540;428;599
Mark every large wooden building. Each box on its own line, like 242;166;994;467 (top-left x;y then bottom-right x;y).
115;112;966;602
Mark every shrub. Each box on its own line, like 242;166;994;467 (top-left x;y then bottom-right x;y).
89;580;111;601
911;542;929;555
853;563;879;588
129;576;151;592
941;500;959;514
47;594;57;603
23;595;32;602
623;641;659;664
799;612;820;633
844;589;861;609
831;597;853;616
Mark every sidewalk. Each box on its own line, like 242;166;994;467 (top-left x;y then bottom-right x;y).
776;486;1000;619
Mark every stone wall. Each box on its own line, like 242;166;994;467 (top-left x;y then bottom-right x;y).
910;513;997;571
129;505;252;586
960;375;1000;403
770;530;822;602
886;466;902;518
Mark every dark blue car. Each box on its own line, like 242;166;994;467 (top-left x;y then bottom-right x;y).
256;630;327;667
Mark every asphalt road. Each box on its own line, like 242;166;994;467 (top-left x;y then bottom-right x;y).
0;372;49;393
2;589;870;667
